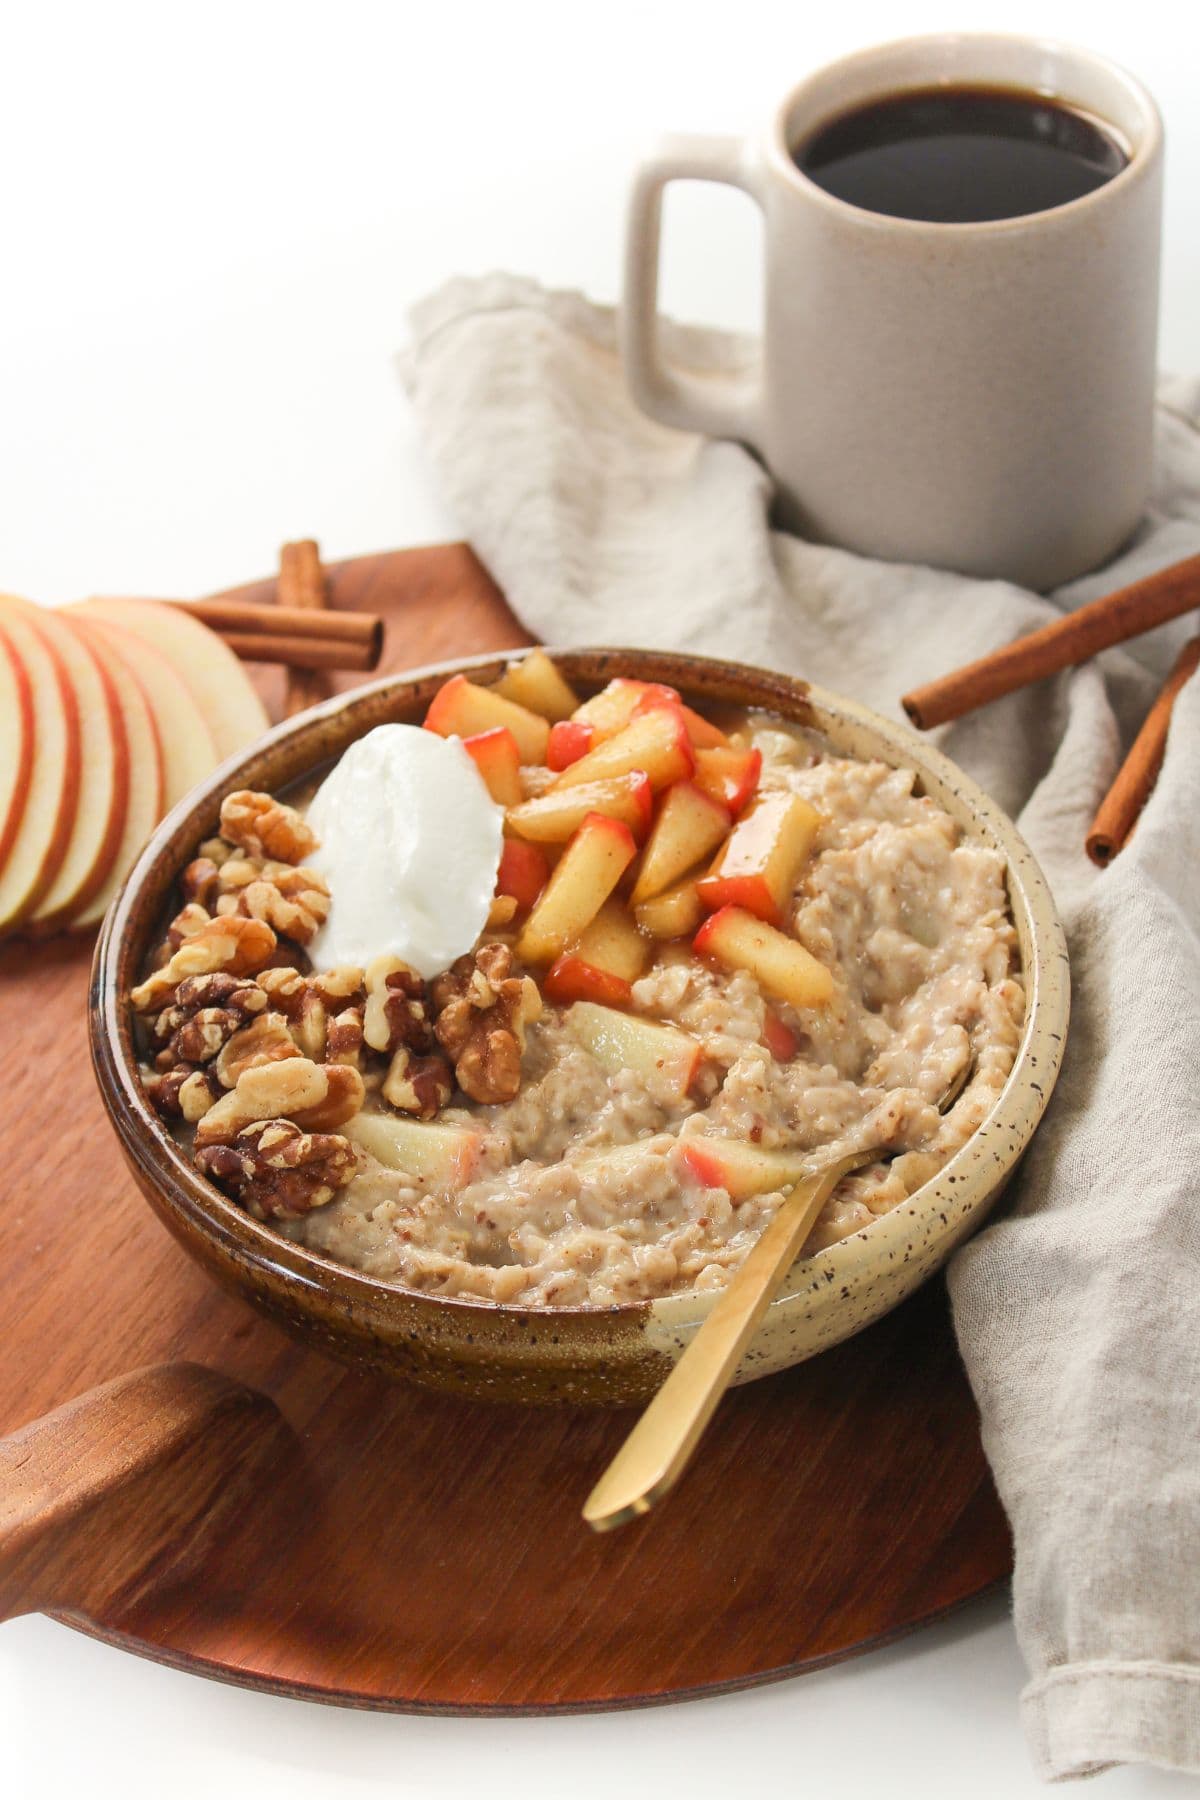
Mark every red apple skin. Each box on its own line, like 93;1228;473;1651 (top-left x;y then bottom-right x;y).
633;687;729;749
694;747;762;816
543;955;633;1007
423;673;549;762
547;719;595;771
696;868;779;922
677;1140;730;1189
0;605;81;933
763;1009;801;1062
551;706;695;792
496;839;550;913
0;625;35;874
462;726;522;806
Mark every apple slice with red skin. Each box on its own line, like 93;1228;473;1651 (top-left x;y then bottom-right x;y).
572;677;726;750
566;1000;703;1102
494;648;580;722
462;726;523;806
11;600;131;932
630;780;731;905
634;875;705;940
696;789;821;925
632;686;728;749
347;1112;488;1192
0;601;80;934
495;839;550;914
694;746;762;816
546;719;595;771
0;621;34;879
424;673;550;764
550;706;694;792
73;598;268;760
543;899;650;1005
68;616;166;931
516;812;637;964
694;905;835;1009
506;772;652;843
674;1135;820;1202
73;615;217;809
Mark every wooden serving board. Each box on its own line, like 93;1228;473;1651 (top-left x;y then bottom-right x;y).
0;546;1011;1712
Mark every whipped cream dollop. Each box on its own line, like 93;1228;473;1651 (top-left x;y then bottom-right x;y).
304;724;503;979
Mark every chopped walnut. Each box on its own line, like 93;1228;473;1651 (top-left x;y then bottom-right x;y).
179;1069;222;1121
254;966;327;1058
431;942;542;1105
219;790;317;864
194;1056;364;1147
214;1012;302;1088
486;894;519;930
196;1120;357;1220
198;836;235;868
381;1047;454;1119
141;1064;222;1122
131;916;277;1013
148;974;270;1091
310;966;365;1008
362;955;453;1114
325;1006;365;1068
212;860;330;945
180;858;222;908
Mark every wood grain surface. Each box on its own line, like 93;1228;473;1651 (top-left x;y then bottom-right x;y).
0;545;1011;1712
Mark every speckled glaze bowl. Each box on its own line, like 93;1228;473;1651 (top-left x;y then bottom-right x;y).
91;648;1069;1406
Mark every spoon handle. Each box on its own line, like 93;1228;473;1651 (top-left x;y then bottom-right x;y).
583;1151;864;1532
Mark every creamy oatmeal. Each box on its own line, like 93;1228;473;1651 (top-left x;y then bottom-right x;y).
131;659;1024;1310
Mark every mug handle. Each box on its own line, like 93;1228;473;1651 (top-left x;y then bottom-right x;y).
621;133;765;447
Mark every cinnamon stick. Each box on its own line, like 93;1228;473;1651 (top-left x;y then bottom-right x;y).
902;553;1200;730
178;599;381;652
278;539;334;717
1086;635;1200;866
213;630;380;672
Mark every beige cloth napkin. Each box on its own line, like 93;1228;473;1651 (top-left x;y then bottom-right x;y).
401;273;1200;1783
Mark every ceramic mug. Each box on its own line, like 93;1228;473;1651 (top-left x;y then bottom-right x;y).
621;34;1163;591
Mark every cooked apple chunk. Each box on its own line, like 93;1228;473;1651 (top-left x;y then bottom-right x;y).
495;839;550;914
544;899;649;1004
694;746;762;816
462;726;523;806
546;719;596;770
346;1112;487;1190
494;648;579;722
696;789;821;924
634;876;705;940
566;1000;702;1100
630;781;731;904
673;1135;819;1201
693;905;835;1009
516;812;637;963
551;706;693;792
506;772;652;842
424;673;550;763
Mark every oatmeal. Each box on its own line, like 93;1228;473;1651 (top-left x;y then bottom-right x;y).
130;657;1025;1310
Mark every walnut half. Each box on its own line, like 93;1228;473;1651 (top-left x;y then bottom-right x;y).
194;1056;364;1147
196;1120;357;1220
431;942;542;1105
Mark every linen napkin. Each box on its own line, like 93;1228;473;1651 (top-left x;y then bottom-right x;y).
401;272;1200;1782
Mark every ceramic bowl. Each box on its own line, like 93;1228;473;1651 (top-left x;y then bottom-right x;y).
91;648;1069;1406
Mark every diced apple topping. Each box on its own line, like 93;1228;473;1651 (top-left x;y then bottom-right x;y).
516;812;637;964
462;726;523;806
694;745;762;816
634;876;705;941
494;648;580;721
424;673;550;763
506;772;652;842
546;718;595;771
630;780;731;905
674;1135;818;1202
570;676;653;737
551;706;694;792
763;1007;802;1062
632;687;728;749
496;839;550;914
346;1112;488;1191
693;905;835;1009
696;789;821;925
566;1000;702;1101
544;899;650;1003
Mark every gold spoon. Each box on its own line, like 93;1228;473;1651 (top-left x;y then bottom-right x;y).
582;1071;970;1534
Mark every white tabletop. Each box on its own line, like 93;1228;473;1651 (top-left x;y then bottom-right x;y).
2;3;1197;1794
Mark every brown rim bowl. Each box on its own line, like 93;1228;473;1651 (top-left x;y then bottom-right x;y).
91;647;1070;1406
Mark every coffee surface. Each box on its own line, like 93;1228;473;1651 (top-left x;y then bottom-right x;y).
795;84;1128;223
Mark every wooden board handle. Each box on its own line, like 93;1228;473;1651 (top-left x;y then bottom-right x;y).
0;1362;287;1623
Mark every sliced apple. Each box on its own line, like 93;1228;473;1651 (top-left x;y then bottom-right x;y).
424;673;550;763
693;905;835;1009
71;615;217;812
566;1000;702;1101
674;1135;818;1201
496;839;550;914
10;601;130;931
543;957;632;1007
546;719;595;771
516;812;637;964
494;648;580;722
0;601;80;933
694;745;762;816
630;781;731;905
632;686;728;749
74;598;268;760
696;790;821;925
763;1008;802;1062
543;899;649;1004
0;618;34;879
550;706;693;792
570;676;653;736
634;876;704;941
346;1112;487;1191
506;773;652;843
462;726;523;806
68;616;166;930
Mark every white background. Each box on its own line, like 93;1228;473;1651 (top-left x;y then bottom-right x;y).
2;2;1198;1795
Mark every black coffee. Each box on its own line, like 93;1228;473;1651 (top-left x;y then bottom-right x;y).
794;84;1128;223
